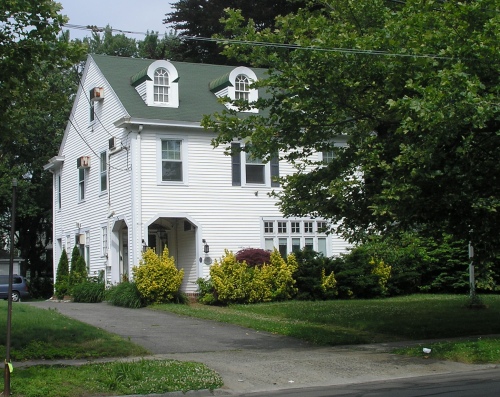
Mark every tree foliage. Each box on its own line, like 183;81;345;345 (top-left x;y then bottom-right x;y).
0;1;85;278
83;25;182;60
203;0;500;262
165;0;306;64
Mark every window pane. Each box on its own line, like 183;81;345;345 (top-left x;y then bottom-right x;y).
264;221;274;234
246;164;265;184
162;162;182;181
265;238;274;251
278;221;287;234
292;238;301;253
279;238;287;258
305;238;314;251
318;238;327;256
291;222;300;233
304;222;313;233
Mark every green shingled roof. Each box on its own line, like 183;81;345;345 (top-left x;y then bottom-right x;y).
90;54;267;123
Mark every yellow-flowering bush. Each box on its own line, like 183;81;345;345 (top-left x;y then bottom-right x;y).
133;247;184;304
204;249;297;305
320;268;338;294
370;257;391;295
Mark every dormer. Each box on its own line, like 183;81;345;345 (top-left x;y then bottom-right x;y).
130;60;179;108
209;66;259;113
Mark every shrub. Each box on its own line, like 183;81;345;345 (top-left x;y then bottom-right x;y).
133;247;184;304
203;249;297;305
54;249;69;299
29;276;54;299
294;250;338;300
106;281;144;308
70;256;88;292
235;248;271;267
72;280;105;303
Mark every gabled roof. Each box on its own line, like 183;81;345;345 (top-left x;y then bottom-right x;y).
90;54;267;123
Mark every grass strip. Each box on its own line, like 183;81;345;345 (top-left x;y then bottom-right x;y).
0;302;148;360
0;359;223;397
394;337;500;364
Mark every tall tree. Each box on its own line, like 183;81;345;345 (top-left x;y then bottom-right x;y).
84;25;138;57
203;1;500;262
165;0;306;64
0;1;85;276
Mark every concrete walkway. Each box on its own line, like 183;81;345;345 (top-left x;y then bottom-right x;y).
25;301;496;396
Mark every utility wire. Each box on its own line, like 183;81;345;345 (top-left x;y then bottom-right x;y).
61;23;460;60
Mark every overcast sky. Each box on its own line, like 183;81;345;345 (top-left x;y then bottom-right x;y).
57;0;174;40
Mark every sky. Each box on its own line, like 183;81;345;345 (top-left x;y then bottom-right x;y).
57;0;175;40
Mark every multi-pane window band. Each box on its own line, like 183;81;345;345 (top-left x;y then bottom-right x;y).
161;139;182;181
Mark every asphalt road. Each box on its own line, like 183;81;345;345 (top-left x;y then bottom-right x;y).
25;301;498;396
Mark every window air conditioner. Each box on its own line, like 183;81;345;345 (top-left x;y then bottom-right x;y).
76;156;91;169
90;87;104;102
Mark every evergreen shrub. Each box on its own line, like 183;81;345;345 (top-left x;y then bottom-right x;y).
54;249;69;299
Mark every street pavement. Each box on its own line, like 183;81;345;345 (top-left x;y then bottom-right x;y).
24;301;498;396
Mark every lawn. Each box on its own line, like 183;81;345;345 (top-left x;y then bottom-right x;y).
154;294;500;362
0;302;147;360
0;302;223;397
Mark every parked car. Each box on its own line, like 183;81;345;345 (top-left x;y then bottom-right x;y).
0;275;30;302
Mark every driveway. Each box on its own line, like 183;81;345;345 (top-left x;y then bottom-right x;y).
26;301;495;395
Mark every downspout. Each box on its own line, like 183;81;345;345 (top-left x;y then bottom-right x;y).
131;125;143;274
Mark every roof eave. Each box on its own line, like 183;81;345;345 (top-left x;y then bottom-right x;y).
114;117;205;130
43;156;65;171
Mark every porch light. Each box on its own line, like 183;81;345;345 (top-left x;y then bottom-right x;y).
202;239;209;254
142;239;147;252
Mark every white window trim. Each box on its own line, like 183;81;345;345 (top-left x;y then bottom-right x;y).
227;67;258;113
145;60;179;108
241;150;270;186
156;135;188;185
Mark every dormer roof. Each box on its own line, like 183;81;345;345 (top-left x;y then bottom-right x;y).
90;54;267;123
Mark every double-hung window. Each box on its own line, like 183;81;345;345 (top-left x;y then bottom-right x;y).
231;142;279;187
161;139;183;182
100;151;107;192
78;168;86;201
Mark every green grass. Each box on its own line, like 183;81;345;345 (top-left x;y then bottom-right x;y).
154;294;500;351
1;359;223;397
394;337;500;364
0;301;148;360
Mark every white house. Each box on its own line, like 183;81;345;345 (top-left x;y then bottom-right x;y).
44;54;348;294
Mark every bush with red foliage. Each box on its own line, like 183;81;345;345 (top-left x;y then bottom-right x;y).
235;248;271;267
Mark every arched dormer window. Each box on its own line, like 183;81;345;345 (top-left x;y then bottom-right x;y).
154;67;170;103
209;66;259;113
235;74;250;101
131;60;179;108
